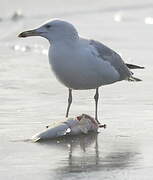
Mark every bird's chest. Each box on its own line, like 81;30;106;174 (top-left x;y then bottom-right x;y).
48;45;99;89
49;45;82;74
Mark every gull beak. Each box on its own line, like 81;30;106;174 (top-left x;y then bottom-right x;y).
18;29;42;38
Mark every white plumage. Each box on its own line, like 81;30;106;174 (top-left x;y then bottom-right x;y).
19;19;142;124
49;38;121;90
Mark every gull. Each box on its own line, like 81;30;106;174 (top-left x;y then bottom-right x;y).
18;19;144;124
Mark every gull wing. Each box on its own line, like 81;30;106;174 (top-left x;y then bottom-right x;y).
89;40;132;81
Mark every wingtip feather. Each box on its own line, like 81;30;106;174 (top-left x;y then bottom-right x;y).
128;77;142;82
126;63;145;69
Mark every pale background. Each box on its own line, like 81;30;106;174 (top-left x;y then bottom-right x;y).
0;0;153;179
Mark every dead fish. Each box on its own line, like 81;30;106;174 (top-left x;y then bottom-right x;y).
32;114;101;142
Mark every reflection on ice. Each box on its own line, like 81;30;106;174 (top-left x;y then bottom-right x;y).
113;11;137;23
11;10;24;21
144;17;153;24
10;44;47;55
11;44;31;52
37;132;98;151
113;12;123;22
38;133;139;174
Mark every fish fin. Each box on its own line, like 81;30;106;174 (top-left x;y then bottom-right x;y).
32;137;40;142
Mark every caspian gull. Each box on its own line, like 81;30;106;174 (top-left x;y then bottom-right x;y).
18;19;144;124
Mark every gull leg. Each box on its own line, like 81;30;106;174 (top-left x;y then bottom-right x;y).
94;88;100;124
66;89;72;118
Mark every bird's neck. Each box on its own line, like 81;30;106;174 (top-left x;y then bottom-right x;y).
49;38;80;64
50;37;79;48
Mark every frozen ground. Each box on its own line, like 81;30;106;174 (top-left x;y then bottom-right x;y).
0;0;153;179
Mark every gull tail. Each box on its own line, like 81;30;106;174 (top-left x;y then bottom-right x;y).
126;63;144;81
126;63;144;69
128;76;142;82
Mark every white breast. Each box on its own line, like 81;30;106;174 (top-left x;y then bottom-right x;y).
48;41;120;90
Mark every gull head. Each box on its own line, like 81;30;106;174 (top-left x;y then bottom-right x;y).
18;19;79;42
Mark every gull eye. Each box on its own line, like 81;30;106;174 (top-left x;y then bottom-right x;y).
45;24;51;29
